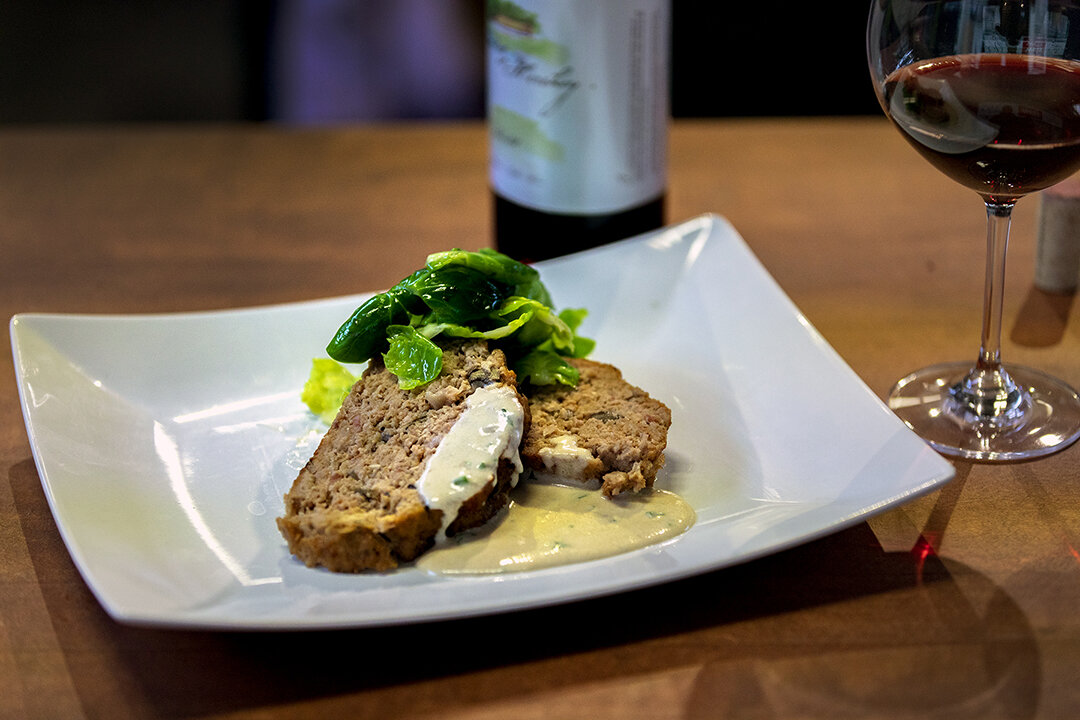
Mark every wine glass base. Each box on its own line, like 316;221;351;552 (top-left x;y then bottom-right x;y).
888;362;1080;462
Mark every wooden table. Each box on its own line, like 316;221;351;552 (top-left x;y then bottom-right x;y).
3;119;1079;719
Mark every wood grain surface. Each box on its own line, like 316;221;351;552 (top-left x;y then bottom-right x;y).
2;119;1078;719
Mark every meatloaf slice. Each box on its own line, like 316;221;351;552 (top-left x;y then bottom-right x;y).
277;340;528;572
521;358;671;496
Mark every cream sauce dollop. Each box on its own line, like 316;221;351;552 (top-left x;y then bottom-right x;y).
417;480;696;574
535;434;595;478
415;384;525;542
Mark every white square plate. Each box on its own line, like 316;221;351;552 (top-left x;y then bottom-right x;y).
10;214;954;629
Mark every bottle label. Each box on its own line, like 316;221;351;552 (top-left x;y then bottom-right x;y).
487;0;669;215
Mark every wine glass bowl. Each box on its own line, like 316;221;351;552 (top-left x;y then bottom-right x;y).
867;0;1080;460
882;53;1080;202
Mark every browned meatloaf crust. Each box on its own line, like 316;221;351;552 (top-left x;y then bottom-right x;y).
521;358;671;496
277;340;529;572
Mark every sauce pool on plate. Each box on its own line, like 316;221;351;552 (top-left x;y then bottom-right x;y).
417;480;695;575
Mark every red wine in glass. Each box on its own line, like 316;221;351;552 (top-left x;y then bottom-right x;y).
884;54;1080;203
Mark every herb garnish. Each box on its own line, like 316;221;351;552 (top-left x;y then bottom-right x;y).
324;248;593;389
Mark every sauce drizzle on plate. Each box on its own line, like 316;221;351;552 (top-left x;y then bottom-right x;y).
418;480;695;574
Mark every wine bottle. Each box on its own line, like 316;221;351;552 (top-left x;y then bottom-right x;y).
486;0;669;262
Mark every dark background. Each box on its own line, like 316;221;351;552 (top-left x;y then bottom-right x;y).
0;1;881;124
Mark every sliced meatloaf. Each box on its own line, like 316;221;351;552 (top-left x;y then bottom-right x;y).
521;358;671;496
277;340;529;572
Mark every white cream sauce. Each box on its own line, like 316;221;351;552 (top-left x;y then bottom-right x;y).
416;480;696;575
416;384;525;541
535;434;595;478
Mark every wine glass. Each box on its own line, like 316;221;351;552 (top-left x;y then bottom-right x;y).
867;0;1080;460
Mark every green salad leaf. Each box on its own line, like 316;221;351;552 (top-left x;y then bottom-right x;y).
301;358;359;424
319;248;592;392
324;282;421;365
512;349;581;386
383;325;443;389
425;248;552;306
557;307;597;358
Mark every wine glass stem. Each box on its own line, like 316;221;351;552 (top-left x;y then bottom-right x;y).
947;200;1028;424
977;201;1014;373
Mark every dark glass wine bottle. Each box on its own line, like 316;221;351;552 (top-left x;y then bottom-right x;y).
493;194;665;264
486;0;670;262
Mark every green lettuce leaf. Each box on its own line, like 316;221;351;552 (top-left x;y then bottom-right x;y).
552;308;595;358
425;248;551;305
403;265;509;325
383;325;443;389
325;285;418;363
301;358;358;423
321;248;591;390
513;349;580;386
